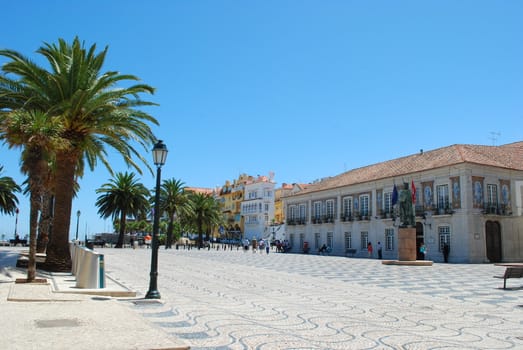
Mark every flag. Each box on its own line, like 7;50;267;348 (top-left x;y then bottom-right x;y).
411;180;416;204
392;184;398;205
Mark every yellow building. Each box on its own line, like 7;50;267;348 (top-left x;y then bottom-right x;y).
274;183;293;224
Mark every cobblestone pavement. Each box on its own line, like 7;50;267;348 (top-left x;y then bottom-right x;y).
101;248;523;350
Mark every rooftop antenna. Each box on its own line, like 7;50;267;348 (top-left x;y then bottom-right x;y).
489;131;501;146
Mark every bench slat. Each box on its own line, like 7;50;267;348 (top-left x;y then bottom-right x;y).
494;267;523;289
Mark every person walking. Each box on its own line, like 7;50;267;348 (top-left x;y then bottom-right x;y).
367;242;373;258
377;241;383;259
419;243;426;260
443;243;450;263
144;234;152;249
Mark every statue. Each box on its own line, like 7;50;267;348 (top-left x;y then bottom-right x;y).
399;182;415;227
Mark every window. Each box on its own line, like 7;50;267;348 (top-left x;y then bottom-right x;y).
327;232;333;248
345;232;352;250
299;204;306;222
264;203;269;212
486;184;498;208
385;228;394;251
384;192;393;214
289;205;297;221
313;201;322;219
325;200;335;219
314;232;320;249
360;231;369;250
290;233;295;248
246;215;257;224
438;226;450;252
436;184;449;210
360;195;370;216
342;197;353;218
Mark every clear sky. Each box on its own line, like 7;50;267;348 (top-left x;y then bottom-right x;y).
1;1;522;239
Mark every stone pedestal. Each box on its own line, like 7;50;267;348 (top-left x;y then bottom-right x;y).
398;227;416;261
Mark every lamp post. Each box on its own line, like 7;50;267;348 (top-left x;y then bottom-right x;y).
146;140;168;299
75;210;81;241
14;208;19;239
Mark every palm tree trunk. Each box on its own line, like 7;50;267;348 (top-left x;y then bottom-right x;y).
37;192;53;253
115;212;127;248
27;158;47;280
197;219;203;249
166;215;174;249
27;191;40;281
45;152;76;272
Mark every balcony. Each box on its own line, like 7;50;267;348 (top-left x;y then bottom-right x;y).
482;203;511;216
341;215;353;222
322;215;335;223
354;211;371;221
380;210;393;219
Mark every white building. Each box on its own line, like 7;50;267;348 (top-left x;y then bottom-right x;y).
283;142;523;263
241;175;275;241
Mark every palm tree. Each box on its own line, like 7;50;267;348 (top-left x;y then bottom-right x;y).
187;192;223;249
0;166;21;215
159;178;188;249
95;172;150;248
0;37;158;271
0;110;63;281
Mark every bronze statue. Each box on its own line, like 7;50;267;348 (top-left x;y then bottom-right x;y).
399;182;415;227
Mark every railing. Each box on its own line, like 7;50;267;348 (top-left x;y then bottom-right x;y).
482;203;511;216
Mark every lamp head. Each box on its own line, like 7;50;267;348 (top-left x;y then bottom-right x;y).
152;140;168;166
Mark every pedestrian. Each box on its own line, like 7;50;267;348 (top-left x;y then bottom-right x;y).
377;241;382;259
265;241;270;254
144;234;152;248
419;243;426;260
443;243;450;263
259;239;264;254
367;242;373;258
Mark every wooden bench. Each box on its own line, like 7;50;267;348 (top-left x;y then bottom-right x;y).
9;239;27;246
346;248;357;257
494;266;523;289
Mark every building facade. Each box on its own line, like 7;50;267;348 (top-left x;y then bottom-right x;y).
283;142;523;263
274;183;293;224
240;175;276;241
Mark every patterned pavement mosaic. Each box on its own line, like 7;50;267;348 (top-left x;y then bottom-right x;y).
100;248;523;350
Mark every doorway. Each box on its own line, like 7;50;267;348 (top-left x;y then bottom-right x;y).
416;222;424;260
485;220;502;263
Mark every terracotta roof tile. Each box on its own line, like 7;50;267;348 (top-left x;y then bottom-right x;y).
295;142;523;195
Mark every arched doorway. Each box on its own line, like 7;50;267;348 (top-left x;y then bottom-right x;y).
416;222;424;260
485;220;502;263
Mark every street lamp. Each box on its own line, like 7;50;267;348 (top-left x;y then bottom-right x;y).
146;140;168;299
75;210;81;241
14;208;19;240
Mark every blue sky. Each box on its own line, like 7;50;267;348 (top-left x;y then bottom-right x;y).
1;1;522;238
